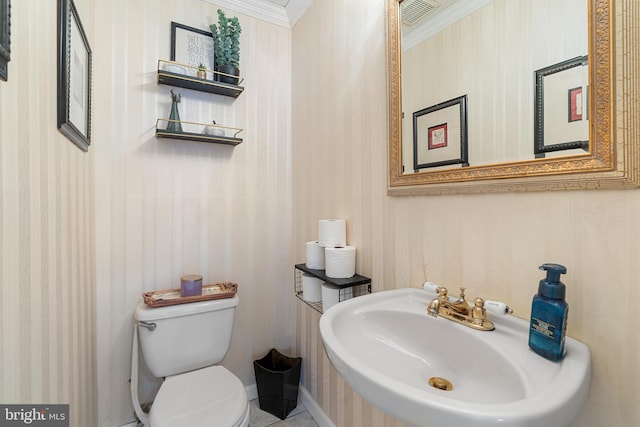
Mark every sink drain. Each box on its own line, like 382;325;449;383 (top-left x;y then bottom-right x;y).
428;377;453;391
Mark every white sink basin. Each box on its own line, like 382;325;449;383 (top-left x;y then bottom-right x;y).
319;288;591;427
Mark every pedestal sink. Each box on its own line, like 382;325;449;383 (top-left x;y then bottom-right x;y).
319;288;591;427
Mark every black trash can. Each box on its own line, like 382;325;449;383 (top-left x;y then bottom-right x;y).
253;348;302;420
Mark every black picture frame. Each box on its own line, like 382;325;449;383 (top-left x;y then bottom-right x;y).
534;56;589;157
412;95;469;171
170;22;215;79
57;0;92;152
0;0;10;81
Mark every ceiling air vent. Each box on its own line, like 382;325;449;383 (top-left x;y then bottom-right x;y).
401;0;440;26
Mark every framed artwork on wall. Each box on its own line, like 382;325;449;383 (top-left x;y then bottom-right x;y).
0;0;10;81
428;123;448;149
568;86;586;122
412;95;469;171
57;0;92;152
170;22;215;79
534;56;589;157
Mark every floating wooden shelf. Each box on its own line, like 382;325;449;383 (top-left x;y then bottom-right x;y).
155;119;243;146
157;60;244;98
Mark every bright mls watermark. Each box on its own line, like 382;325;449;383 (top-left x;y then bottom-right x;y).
0;405;69;426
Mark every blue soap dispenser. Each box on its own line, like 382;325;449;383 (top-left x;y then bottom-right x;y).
528;263;568;362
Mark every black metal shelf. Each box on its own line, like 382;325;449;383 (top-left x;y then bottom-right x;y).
295;264;371;288
158;71;244;98
154;119;243;146
155;60;244;146
294;264;371;314
155;128;242;145
157;60;244;98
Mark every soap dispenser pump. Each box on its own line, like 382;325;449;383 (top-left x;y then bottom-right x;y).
528;263;568;362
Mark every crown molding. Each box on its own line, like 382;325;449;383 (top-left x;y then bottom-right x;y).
402;0;492;51
202;0;313;29
285;0;313;27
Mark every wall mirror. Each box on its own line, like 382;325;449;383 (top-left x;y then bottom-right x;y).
387;0;639;195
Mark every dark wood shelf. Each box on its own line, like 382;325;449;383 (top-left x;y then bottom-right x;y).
293;264;372;314
155;118;243;146
155;128;242;146
155;61;244;145
158;70;244;98
294;264;371;289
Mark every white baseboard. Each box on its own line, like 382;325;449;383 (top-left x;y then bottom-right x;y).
246;383;258;401
118;422;138;427
299;385;335;427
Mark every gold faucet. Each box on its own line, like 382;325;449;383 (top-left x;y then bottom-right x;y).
426;286;496;331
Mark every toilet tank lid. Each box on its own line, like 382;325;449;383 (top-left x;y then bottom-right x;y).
135;295;239;322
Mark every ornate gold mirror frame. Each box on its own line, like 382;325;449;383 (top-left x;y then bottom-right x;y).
388;0;639;195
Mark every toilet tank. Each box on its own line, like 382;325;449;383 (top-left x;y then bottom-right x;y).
135;296;239;378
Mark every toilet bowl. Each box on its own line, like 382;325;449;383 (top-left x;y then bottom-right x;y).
132;295;249;427
149;366;249;427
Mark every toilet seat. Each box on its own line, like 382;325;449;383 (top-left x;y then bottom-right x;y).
148;365;249;427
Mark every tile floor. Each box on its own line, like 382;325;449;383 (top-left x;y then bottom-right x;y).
249;398;320;427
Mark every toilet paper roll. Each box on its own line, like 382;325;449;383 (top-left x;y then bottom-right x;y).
301;273;322;302
321;283;353;312
321;283;340;311
305;241;325;269
318;219;346;248
325;246;356;278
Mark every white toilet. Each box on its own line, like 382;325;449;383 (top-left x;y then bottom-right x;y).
133;295;250;427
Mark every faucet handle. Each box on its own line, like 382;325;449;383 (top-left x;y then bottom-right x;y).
471;297;487;323
484;299;513;316
437;286;448;299
423;281;440;294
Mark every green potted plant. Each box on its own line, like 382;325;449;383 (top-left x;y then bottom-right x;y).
210;9;242;84
197;63;207;79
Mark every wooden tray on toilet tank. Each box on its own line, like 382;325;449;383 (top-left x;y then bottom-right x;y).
143;282;238;308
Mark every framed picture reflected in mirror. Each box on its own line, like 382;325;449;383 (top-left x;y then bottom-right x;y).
534;56;589;157
412;95;469;171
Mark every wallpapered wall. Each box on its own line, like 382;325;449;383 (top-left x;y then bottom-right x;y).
91;0;293;425
0;0;97;425
292;0;639;426
2;0;293;426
